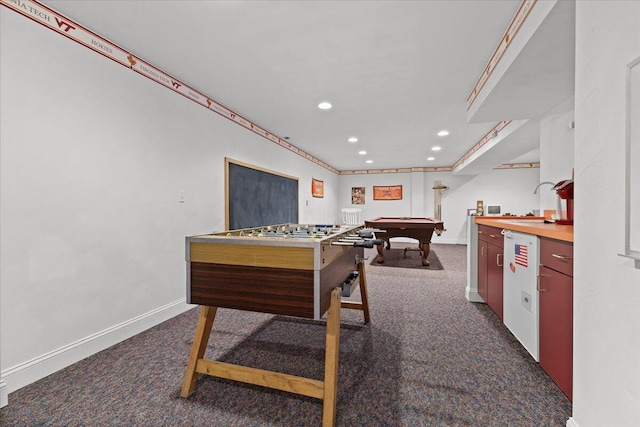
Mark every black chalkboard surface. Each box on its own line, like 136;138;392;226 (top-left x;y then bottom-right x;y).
226;158;299;230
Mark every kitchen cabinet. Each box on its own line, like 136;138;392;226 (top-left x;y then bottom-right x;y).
478;225;504;319
539;238;573;400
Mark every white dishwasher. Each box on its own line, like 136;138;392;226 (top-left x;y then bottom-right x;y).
503;230;540;361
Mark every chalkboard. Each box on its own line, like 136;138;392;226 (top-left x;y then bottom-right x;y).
226;158;299;230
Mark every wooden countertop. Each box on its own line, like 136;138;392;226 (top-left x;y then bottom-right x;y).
475;217;573;243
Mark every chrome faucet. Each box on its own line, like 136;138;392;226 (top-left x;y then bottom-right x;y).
533;181;555;194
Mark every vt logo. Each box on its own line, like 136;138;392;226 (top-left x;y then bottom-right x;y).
55;17;75;33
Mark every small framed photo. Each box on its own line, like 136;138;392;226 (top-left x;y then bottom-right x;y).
467;208;477;216
351;187;365;204
311;178;324;198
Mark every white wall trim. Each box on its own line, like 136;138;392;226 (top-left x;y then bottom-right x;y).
465;288;485;303
566;417;580;427
0;380;7;408
1;299;192;396
432;238;467;245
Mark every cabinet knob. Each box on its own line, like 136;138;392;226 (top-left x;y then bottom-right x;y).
497;253;504;267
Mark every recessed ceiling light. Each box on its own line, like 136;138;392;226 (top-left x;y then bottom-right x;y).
359;150;367;155
348;137;358;143
437;130;450;137
318;102;332;110
432;146;442;151
427;157;435;161
366;160;373;164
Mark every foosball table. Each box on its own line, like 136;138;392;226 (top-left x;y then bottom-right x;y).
180;223;380;426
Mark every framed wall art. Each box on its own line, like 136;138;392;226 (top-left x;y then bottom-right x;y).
351;187;365;204
311;178;324;198
373;185;402;200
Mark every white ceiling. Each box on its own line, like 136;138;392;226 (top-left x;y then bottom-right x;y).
40;0;548;172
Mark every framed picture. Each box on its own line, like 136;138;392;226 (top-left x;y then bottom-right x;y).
351;187;365;204
467;208;477;216
311;178;324;198
373;185;403;200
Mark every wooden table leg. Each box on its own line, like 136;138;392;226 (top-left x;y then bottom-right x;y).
181;287;364;426
357;260;370;324
181;305;217;397
322;288;342;427
421;242;431;266
375;242;385;263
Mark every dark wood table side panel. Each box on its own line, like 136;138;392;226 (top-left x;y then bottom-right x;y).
376;228;436;243
318;246;363;316
365;217;444;226
190;262;315;318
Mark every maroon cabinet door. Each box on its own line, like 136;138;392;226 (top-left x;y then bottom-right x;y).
478;239;489;303
487;243;504;320
539;265;573;399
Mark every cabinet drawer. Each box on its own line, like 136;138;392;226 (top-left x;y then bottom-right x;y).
540;238;573;276
478;225;503;248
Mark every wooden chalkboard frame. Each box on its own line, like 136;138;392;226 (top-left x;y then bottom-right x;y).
225;158;299;230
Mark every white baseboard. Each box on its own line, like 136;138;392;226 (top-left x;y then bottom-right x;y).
433;238;467;245
465;287;486;303
0;380;7;408
566;417;580;427
2;299;192;396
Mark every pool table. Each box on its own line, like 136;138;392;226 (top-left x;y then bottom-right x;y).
364;217;445;266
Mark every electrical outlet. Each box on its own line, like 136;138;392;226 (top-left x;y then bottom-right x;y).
521;291;532;312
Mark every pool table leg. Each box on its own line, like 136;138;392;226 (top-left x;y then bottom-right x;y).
376;242;385;263
421;243;431;266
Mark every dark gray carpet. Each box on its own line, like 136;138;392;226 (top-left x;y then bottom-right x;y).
0;244;571;426
370;248;443;270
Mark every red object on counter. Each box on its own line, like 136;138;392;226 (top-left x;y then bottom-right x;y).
554;180;574;225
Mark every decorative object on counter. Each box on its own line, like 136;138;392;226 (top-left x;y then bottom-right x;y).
476;200;484;216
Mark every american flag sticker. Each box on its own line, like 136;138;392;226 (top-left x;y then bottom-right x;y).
515;244;528;267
